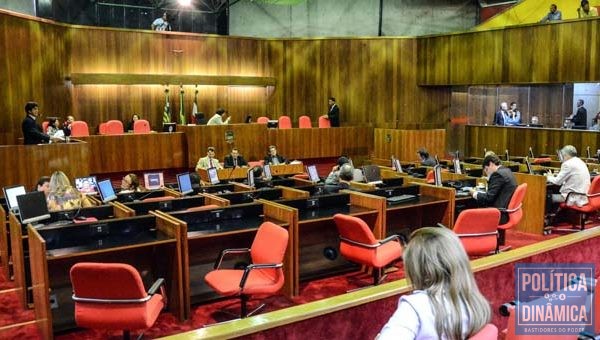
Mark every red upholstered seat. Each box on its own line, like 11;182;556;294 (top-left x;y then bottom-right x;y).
298;115;312;128
204;222;288;318
247;160;264;168
498;183;527;247
105;120;124;135
318;116;331;128
453;208;500;256
70;121;90;137
257;116;269;124
504;306;573;340
185;204;219;212
99;122;108;134
143;196;172;202
133;119;151;133
42;121;49;133
70;262;165;339
531;157;552;164
558;176;600;230
468;323;498;340
333;214;402;286
278;116;292;129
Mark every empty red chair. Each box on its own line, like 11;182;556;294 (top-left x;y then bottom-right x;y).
557;176;600;231
498;183;527;248
247;160;264;168
453;208;500;256
278;116;292;129
70;262;166;339
42;121;49;133
133;119;151;133
204;222;288;318
98;122;108;135
333;214;403;286
257;116;269;124
298;115;312;128
318;116;331;128
468;323;498;340
70;121;90;137
105;120;124;135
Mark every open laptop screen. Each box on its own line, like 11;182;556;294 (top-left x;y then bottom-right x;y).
75;176;98;195
362;165;381;183
3;185;26;213
144;172;164;190
16;191;50;224
393;159;403;173
207;168;220;185
263;164;272;181
307;165;319;182
97;179;117;203
177;173;193;195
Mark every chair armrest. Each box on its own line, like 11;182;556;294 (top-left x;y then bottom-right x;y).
340;236;381;249
564;191;588;202
498;203;522;214
239;263;283;289
457;231;498;238
147;278;165;295
437;223;447;228
379;234;404;246
213;248;251;269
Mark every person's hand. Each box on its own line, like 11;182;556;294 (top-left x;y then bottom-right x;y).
545;170;553;177
332;165;339;171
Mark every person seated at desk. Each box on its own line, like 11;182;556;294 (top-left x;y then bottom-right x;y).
120;173;142;193
325;156;350;185
469;154;517;224
196;146;223;171
224;148;248;168
546;145;590;207
540;3;562;22
206;108;230;125
264;145;287;165
126;114;139;131
378;227;491;339
324;164;354;194
578;0;598;18
47;171;92;212
36;176;50;198
505;102;522;126
417;148;436;167
46;117;65;139
21;101;51;145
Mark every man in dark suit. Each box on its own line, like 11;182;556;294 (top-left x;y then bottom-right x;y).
470;154;517;225
21;101;50;145
264;145;287;165
223;148;248;168
322;97;340;127
493;102;509;126
570;99;588;127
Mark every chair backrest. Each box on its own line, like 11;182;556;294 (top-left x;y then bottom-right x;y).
318;116;331;128
587;176;600;208
505;306;574;340
257;116;269;124
454;208;500;256
247;160;264;168
133;119;151;133
185;204;219;212
468;323;498;340
42;121;49;133
70;262;147;300
506;183;527;225
333;213;378;246
298;115;312;128
143;196;172;203
98;122;108;135
278;116;292;129
70;121;90;137
105;120;124;135
250;222;289;265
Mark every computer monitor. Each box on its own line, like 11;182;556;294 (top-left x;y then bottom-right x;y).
504;149;510;162
525;157;533;175
3;185;26;213
16;191;50;225
306;165;320;182
97;179;117;203
247;168;255;188
207;167;220;185
362;165;382;184
144;172;164;190
162;122;176;133
433;165;443;186
176;173;193;195
74;176;98;195
266;120;279;129
453;158;461;175
393;159;403;173
263;164;272;181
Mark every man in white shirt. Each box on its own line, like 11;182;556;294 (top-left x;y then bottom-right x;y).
206;108;230;125
151;12;171;31
546;145;590;207
195;146;223;170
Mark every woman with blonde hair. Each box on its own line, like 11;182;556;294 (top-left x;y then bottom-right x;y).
378;227;491;339
47;171;92;211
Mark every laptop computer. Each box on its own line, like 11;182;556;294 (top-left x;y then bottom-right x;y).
97;179;118;203
176;173;194;195
74;176;98;195
16;191;50;225
306;165;320;183
263;164;273;181
144;172;164;190
362;165;383;185
3;185;26;213
207;168;220;185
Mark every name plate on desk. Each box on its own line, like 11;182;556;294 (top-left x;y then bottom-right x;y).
270;163;304;176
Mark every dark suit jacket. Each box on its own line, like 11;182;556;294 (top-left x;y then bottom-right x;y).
328;104;340;127
264;154;287;165
572;107;587;127
475;166;517;224
224;155;248;168
22;115;50;145
493;110;506;126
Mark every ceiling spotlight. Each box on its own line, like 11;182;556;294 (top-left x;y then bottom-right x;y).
178;0;192;6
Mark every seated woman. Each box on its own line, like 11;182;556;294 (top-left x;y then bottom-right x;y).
126;114;140;131
47;118;65;139
47;171;93;211
120;173;142;193
377;227;491;339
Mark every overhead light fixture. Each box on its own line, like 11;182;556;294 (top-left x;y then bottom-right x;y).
178;0;192;6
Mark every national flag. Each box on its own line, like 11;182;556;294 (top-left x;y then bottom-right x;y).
162;87;171;123
178;85;186;125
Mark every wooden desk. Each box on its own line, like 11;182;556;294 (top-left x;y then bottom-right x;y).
0;204;8;278
198;167;248;182
28;213;186;338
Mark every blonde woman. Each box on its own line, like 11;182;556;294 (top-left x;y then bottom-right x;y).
47;171;92;211
378;227;491;339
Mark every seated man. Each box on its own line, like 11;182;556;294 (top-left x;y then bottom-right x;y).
324;163;354;194
223;148;248;168
417;148;436;167
469;154;517;224
264;145;287;165
324;156;350;185
546;145;590;207
196;146;223;170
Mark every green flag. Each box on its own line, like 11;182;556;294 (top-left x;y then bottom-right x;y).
162;87;171;123
179;85;186;125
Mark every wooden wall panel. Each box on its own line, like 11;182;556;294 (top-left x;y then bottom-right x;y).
373;129;446;161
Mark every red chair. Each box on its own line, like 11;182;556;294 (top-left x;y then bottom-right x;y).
70;262;166;340
143;196;172;202
105;120;124;135
333;214;403;286
498;183;527;248
99;122;108;135
70;121;90;137
298;115;312;128
42;121;49;133
133;119;151;133
318;116;331;128
257;116;269;124
453;208;500;256
278;116;292;129
504;306;573;340
247;160;264;168
468;323;498;340
185;204;219;212
204;222;288;318
557;176;600;231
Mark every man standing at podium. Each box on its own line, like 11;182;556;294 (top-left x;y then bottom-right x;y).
21;101;50;145
196;146;223;170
